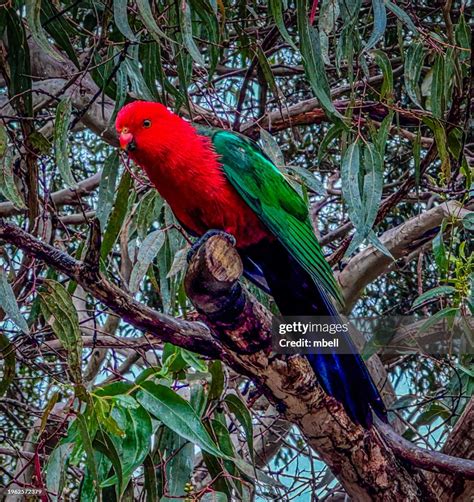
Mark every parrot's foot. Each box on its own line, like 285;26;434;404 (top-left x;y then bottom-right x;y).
187;230;236;263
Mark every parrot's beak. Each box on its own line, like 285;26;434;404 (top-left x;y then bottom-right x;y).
119;132;136;152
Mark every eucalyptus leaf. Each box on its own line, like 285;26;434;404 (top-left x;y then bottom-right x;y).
136;381;225;458
54;98;75;187
129;229;166;292
0;268;29;334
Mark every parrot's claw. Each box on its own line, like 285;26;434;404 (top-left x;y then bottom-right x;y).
187;230;237;263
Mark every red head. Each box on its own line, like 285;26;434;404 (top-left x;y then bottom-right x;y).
116;101;181;155
115;101;220;187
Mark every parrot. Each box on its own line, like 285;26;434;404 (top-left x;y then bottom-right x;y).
116;101;387;427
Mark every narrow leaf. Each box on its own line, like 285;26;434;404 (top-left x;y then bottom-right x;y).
96;152;120;231
129;229;166;292
0;268;29;334
404;41;425;108
224;394;254;461
0;332;16;397
101;170;132;259
39;280;83;383
297;0;342;122
54;98;75;186
269;0;298;50
113;0;137;41
412;286;456;309
26;0;63;61
365;0;387;51
180;1;205;66
386;1;419;34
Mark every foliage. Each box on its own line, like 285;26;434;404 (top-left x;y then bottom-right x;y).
0;0;472;500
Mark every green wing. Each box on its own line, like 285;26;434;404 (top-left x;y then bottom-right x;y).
208;129;344;307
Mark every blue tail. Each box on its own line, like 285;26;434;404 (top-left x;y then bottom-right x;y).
241;240;387;427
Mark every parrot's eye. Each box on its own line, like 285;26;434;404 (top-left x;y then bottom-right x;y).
143;119;152;128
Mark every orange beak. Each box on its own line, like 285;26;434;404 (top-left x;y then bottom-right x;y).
119;132;136;152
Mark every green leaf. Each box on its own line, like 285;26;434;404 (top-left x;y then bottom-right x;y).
364;0;387;51
201;492;228;502
157;426;194;501
143;455;158;502
462;213;474;232
412;286;456;309
111;57;128;123
5;9;32;115
455;14;470;61
96;152;120;231
208;360;225;400
317;122;344;162
136;381;225;458
361;143;384;232
269;0;297;50
77;414;100;500
422;116;450;181
297;0;342;122
113;0;137;41
129;229;166;292
93;430;124;496
102;405;152;492
224;394;254;462
166;247;188;278
0;268;29;334
40;0;78;66
0;148;26;209
26;0;63;61
373;50;393;102
319;0;340;65
181;348;208;372
289;166;326;196
54;98;75;187
141;42;164;102
432;226;448;274
95;381;135;397
343;142;389;257
123;44;156;102
233;457;283;487
39;279;83;384
0;125;7;157
255;44;279;98
190;383;207;417
0;332;16;397
45;442;74;502
259;130;285;168
136;0;173;44
180;1;205;67
418;307;458;334
386;1;419;34
135;190;163;239
404;41;425;108
430;54;445;118
341;141;363;229
80;451;112;502
101;170;132;259
376;111;394;155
